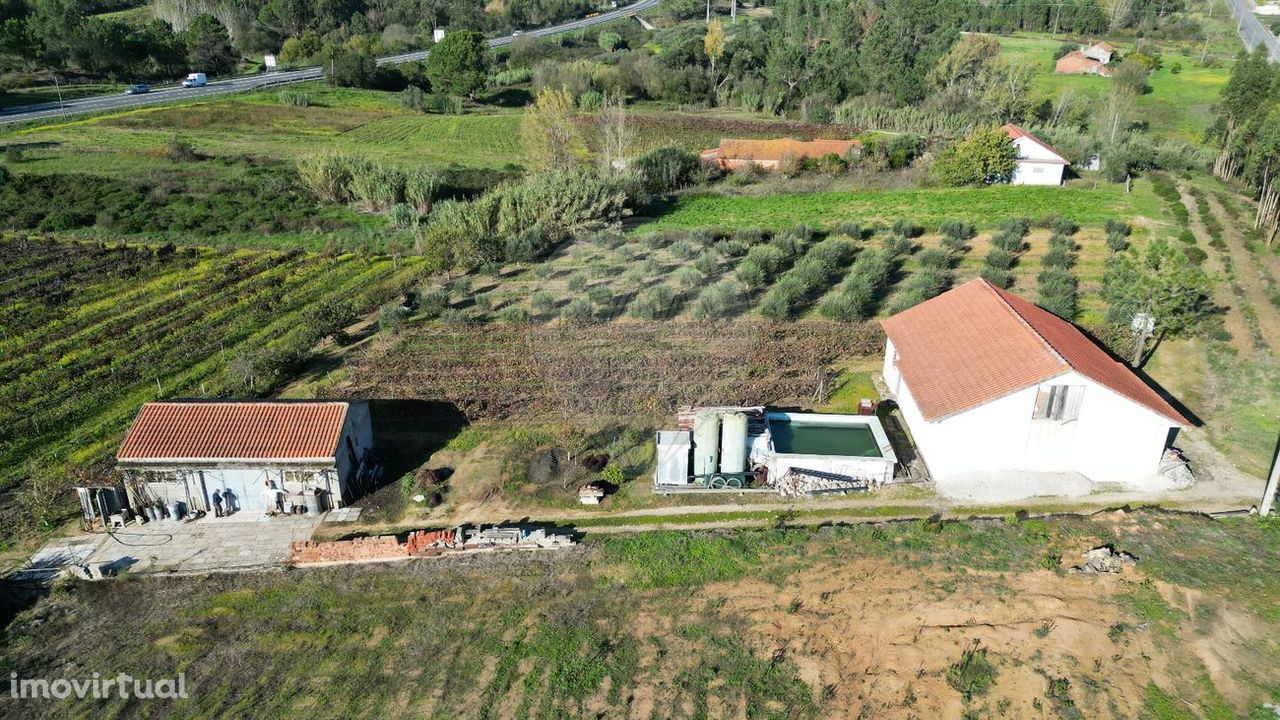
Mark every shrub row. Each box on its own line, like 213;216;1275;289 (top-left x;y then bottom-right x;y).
819;236;910;322
418;169;630;269
981;218;1029;289
297;153;441;214
1037;224;1080;320
758;235;859;320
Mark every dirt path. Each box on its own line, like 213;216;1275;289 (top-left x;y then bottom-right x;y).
1202;191;1280;350
321;464;1263;542
1179;184;1252;353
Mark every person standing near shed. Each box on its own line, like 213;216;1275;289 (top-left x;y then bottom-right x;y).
211;489;224;518
262;480;277;516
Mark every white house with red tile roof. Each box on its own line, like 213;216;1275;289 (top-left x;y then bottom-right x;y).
1003;123;1069;186
117;400;373;515
880;279;1189;498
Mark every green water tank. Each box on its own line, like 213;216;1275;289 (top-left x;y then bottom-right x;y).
692;412;720;478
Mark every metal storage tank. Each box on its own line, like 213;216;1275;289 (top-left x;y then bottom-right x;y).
692;412;720;478
719;412;748;474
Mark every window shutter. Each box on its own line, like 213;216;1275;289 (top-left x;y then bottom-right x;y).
1032;387;1051;419
1063;386;1085;422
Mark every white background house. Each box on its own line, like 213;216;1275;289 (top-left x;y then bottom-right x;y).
1004;123;1069;186
881;279;1188;499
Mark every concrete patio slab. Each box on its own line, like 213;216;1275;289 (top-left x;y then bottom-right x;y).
16;513;324;580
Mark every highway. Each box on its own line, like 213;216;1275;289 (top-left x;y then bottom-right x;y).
1224;0;1280;63
0;0;660;126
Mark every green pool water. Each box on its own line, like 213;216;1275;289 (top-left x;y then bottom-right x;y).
769;421;882;457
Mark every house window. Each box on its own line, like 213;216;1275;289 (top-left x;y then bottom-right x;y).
1032;166;1044;173
1032;385;1084;422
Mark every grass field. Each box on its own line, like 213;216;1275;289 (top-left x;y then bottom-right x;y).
2;83;859;179
4;511;1280;718
993;30;1231;142
0;237;428;533
642;180;1162;232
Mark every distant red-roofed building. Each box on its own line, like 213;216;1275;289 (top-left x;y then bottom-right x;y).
700;138;861;171
1055;49;1112;77
117;400;373;515
1082;41;1114;64
880;279;1189;495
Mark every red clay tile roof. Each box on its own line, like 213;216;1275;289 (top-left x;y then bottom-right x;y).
1002;123;1069;164
1055;51;1112;76
713;138;861;162
881;279;1188;425
118;401;350;461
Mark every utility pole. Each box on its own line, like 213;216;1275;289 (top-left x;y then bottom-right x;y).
54;74;66;119
1262;435;1280;516
706;0;711;22
731;0;736;23
1130;311;1154;368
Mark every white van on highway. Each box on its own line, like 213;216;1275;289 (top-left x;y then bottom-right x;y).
181;73;208;88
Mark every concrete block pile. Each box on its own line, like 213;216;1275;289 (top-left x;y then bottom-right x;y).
291;524;574;566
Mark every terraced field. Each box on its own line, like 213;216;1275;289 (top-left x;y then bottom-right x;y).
0;236;428;496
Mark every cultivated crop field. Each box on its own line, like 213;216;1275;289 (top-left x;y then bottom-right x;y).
345;320;885;421
372;211;1130;338
4;83;859;181
5;511;1280;719
0;236;427;520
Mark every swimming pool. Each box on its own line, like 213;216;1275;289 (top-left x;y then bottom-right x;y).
768;419;882;457
764;411;898;488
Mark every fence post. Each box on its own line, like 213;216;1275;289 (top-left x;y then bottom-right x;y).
1262;435;1280;516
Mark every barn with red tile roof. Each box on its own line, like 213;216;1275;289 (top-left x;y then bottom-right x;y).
117;400;373;516
700;138;861;171
880;279;1189;494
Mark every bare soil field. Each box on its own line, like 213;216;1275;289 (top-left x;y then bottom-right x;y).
3;510;1278;719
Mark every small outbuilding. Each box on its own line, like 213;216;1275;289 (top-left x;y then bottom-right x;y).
1082;41;1114;64
1003;123;1069;186
880;279;1190;497
116;400;374;516
700;138;861;171
1055;50;1112;77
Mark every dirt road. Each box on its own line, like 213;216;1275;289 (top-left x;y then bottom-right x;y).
1203;191;1280;350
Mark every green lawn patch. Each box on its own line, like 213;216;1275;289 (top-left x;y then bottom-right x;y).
643;184;1138;232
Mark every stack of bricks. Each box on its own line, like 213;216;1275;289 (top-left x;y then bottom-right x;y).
405;528;455;555
290;536;407;565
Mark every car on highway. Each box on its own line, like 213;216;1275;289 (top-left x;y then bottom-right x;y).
511;29;522;36
124;83;150;95
181;73;208;88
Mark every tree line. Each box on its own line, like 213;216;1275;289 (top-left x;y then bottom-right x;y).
1209;49;1280;248
0;0;591;83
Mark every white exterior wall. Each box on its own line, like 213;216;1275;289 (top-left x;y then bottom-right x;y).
1010;136;1066;186
334;401;374;502
884;342;1178;487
